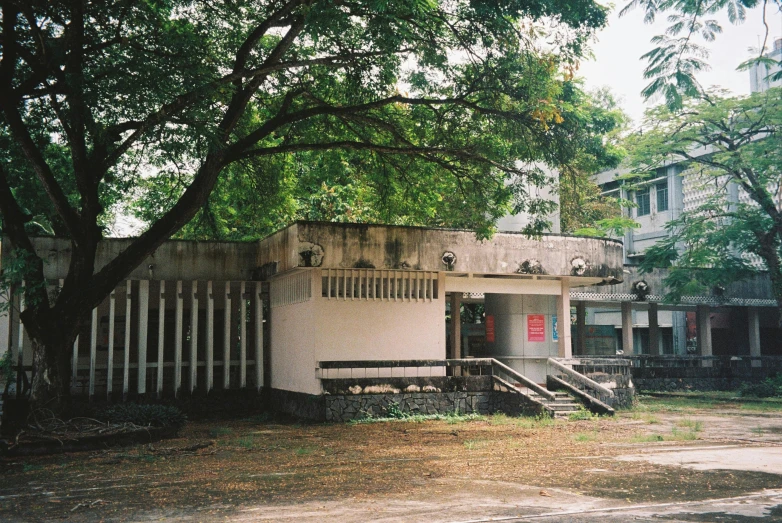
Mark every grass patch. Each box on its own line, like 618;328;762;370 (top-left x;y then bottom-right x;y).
463;439;490;450
630;433;664;443
236;436;256;449
670;427;699;441
573;431;598;442
295;446;314;456
568;408;597;421
488;413;556;428
209;427;234;437
676;418;703;432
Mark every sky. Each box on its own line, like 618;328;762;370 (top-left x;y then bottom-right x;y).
580;3;782;125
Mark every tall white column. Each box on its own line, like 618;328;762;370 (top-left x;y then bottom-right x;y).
449;292;461;360
157;281;166;398
649;302;661;355
696;304;712;366
621;301;634;355
575;301;586;355
557;279;572;358
748;307;761;367
137;279;150;395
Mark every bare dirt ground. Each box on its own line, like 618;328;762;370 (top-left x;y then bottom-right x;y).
2;395;782;522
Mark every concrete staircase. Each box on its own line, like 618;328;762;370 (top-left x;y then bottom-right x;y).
525;390;584;418
488;358;609;418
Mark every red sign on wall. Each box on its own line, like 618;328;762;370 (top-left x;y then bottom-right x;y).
485;315;495;343
527;314;546;342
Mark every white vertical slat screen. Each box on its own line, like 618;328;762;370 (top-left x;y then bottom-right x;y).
190;281;199;392
123;280;131;396
223;281;231;389
174;280;183;395
156;281;166;398
107;289;116;398
322;269;438;302
206;280;214;391
270;271;312;308
11;279;265;401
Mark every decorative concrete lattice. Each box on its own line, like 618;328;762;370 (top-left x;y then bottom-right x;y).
271;271;312;308
322;268;438;302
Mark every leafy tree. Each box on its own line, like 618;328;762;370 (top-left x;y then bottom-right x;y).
0;0;610;411
627;88;782;316
621;0;782;108
558;87;629;234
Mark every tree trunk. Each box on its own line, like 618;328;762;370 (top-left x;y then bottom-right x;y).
29;337;73;415
23;308;82;417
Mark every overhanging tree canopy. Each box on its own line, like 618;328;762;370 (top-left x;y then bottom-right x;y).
0;0;609;409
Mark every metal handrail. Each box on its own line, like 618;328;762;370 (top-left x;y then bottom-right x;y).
547;358;614;398
491;359;556;400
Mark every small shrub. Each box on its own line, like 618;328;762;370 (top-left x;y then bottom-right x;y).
739;375;782;398
98;404;187;428
383;401;405;419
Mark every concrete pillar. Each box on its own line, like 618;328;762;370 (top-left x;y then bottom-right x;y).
649;302;661;356
449;292;461;360
696;305;713;366
449;292;461;376
621;301;634;355
557;279;572;358
576;301;586;355
749;307;761;367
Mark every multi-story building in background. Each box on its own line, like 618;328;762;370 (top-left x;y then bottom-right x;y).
750;38;782;93
581;44;782;357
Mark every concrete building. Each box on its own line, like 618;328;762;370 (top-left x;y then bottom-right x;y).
1;223;628;419
750;37;782;93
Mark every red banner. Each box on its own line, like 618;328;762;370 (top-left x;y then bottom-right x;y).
485;315;495;343
527;314;545;342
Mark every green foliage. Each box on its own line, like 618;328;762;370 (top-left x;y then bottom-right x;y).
739;375;782;398
558;88;633;235
625;89;782;307
573;216;640;238
97;404;187;428
620;0;779;109
383;401;406;419
0;351;15;385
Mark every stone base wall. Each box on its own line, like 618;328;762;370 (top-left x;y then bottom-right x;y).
268;388;327;421
325;391;492;422
584;372;635;409
632;367;775;392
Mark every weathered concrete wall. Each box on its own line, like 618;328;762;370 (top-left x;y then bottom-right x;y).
257;222;624;281
485;294;558;383
269;270;446;396
13;237;259;282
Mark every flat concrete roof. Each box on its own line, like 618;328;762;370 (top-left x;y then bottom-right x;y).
256;222;624;282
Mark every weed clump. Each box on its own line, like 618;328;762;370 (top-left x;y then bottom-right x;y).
98;404;187;428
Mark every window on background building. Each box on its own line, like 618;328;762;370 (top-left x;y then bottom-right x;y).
636;187;650;216
656;182;669;212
